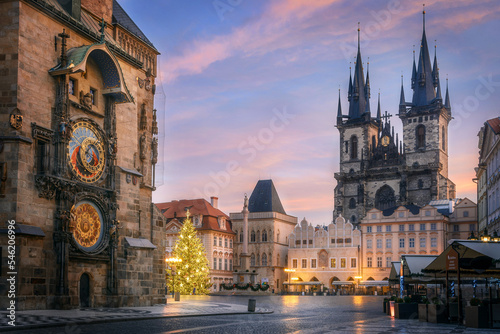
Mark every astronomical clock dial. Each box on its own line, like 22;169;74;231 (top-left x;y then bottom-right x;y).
68;120;106;183
381;135;390;147
71;201;104;252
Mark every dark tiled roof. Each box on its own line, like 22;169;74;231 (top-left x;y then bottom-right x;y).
487;117;500;135
437;208;451;217
382;205;421;217
112;0;156;49
248;180;286;215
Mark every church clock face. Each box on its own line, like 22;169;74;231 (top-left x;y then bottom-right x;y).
68;120;106;183
381;135;390;147
71;201;104;252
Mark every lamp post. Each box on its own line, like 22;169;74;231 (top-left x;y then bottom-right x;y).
284;268;295;294
166;257;182;301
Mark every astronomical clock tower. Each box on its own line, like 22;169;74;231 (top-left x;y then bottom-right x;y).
0;0;165;309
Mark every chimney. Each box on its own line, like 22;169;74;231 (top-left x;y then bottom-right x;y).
210;196;218;209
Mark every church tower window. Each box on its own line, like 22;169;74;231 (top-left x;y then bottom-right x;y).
416;125;426;149
442;126;446;150
350;136;358;159
375;185;396;210
349;198;356;209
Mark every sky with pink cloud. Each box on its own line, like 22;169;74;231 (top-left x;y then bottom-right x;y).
119;0;500;225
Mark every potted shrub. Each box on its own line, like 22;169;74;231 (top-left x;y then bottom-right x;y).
418;297;429;322
465;298;489;328
428;297;448;323
395;296;418;319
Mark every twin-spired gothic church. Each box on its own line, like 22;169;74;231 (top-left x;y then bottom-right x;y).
334;11;456;225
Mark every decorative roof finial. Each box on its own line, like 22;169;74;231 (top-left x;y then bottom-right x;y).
423;4;426;31
357;22;361;51
99;18;107;43
58;29;70;68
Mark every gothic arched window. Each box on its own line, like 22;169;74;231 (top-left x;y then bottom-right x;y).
350;136;358;159
375;185;396;210
262;230;267;242
250;231;256;242
416;125;425;149
372;135;376;152
239;230;243;242
442;126;446;151
250;253;255;266
261;253;267;266
349;198;356;209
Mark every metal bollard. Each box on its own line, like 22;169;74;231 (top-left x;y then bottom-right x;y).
248;299;256;312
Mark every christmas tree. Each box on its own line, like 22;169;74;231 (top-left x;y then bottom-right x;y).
167;212;211;294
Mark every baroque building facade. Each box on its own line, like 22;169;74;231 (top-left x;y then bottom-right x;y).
287;216;361;294
156;198;235;292
231;180;297;292
0;0;164;309
334;11;455;225
476;117;500;235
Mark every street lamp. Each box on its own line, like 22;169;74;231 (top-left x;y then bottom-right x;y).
284;268;295;294
166;257;182;301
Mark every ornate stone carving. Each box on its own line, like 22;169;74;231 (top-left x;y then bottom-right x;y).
152;109;158;135
80;91;93;109
151;137;158;165
32;122;54;141
140;133;147;161
35;175;57;199
140;103;147;130
9;108;23;130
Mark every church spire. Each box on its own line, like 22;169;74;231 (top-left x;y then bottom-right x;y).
444;77;451;110
432;43;439;88
411;5;436;107
337;89;343;125
399;75;406;112
365;59;371;114
348;22;367;119
411;47;417;90
376;91;381;121
348;65;353;101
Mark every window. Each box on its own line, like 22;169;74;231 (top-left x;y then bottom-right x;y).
349;198;356;209
251;231;256;242
250;254;256;266
219;258;222;270
262;230;267;242
230;240;233;248
399;225;405;232
386;225;392;232
367;239;372;249
386;238;392;248
399;238;405;248
431;237;437;248
292;259;298;269
367;257;372;268
69;78;77;95
257;254;260;266
213;237;217;246
367;226;372;233
229;259;233;271
376;226;382;232
377;257;382;268
409;224;414;231
239;231;243;242
330;258;336;268
416;125;426;149
425;210;431;216
350;136;358;159
36;140;50;175
301;259;307;269
420;237;426;248
296;240;301;245
213;257;217;269
409;238;415;248
420;223;426;231
398;212;405;218
302;240;307;244
419;180;424;189
469;224;476;231
375;185;396;210
431;223;437;231
340;258;346;268
376;239;382;249
308;240;313;245
386;257;392;267
219;237;222;247
311;259;317;269
224;238;228;248
89;88;97;105
224;259;228;271
261;253;268;266
453;225;459;232
442;126;446;151
351;258;357;268
331;238;335;244
463;211;469;218
371;213;377;219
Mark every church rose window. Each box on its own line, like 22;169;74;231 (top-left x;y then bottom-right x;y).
375;185;395;210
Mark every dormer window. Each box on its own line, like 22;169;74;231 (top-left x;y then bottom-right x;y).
194;215;201;227
218;217;226;229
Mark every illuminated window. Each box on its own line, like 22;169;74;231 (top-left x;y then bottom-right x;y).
330;258;336;268
340;258;346;268
350;258;356;268
301;259;307;269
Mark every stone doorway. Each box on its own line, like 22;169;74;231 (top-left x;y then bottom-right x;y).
80;273;90;307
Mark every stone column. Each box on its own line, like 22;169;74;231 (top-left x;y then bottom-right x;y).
240;194;250;272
